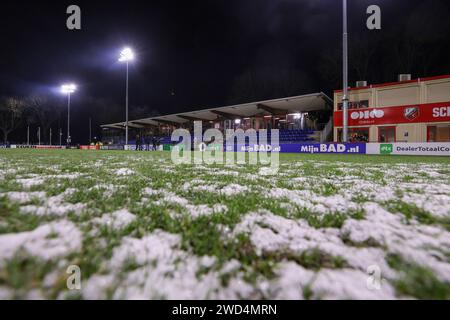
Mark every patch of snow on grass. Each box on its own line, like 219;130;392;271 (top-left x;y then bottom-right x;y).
184;203;228;218
52;173;82;180
219;184;249;196
0;287;12;299
93;209;136;230
17;178;44;189
0;220;82;265
83;229;252;299
6;191;46;204
342;203;450;282
269;262;396;299
20;188;86;216
232;210;394;278
89;184;117;198
115;168;135;176
267;188;360;214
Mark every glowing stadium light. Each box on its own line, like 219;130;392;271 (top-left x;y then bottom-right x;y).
118;47;135;62
234;119;241;124
61;83;77;94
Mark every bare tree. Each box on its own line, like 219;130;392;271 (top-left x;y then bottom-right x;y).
350;33;379;81
27;95;62;144
228;67;310;104
393;39;419;75
0;97;25;144
318;48;342;92
130;105;160;120
318;33;379;92
86;97;123;125
392;0;450;76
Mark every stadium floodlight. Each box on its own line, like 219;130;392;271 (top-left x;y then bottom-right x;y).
61;83;77;145
61;83;76;94
118;47;134;62
118;47;135;145
234;119;241;125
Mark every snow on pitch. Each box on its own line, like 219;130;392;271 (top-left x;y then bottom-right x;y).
0;151;449;299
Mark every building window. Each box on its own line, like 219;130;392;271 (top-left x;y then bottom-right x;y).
337;127;369;143
378;126;396;142
337;100;369;111
427;125;450;142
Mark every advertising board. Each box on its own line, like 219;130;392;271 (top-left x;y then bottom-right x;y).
366;143;450;156
334;101;450;127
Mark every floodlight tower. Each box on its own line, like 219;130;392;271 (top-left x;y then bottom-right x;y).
61;83;77;145
118;47;135;145
342;0;349;142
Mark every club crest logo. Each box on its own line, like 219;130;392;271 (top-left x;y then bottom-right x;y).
404;107;419;121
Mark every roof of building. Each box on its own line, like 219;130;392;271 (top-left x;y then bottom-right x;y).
334;74;450;93
101;92;332;129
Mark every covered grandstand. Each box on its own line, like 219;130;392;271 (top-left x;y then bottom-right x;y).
101;92;333;147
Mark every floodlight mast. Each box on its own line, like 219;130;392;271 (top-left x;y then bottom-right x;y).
342;0;349;142
118;47;134;146
61;84;77;146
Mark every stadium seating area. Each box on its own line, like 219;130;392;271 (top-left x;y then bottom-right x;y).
158;129;317;145
264;129;316;143
107;129;318;146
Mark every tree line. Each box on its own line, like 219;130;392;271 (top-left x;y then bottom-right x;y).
0;95;64;144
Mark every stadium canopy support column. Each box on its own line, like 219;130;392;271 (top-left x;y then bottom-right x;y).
342;0;349;142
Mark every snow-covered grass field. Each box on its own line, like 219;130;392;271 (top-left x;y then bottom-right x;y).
0;149;449;300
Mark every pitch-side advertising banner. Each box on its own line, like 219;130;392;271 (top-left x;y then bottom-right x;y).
334;101;450;126
101;145;125;150
124;144;163;151
80;145;100;150
291;143;366;154
10;145;66;149
232;143;448;155
231;143;366;154
366;143;450;156
112;142;450;156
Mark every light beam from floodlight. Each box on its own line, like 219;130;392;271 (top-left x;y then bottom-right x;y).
61;83;77;145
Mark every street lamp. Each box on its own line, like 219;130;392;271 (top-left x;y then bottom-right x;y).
61;83;77;146
118;47;134;145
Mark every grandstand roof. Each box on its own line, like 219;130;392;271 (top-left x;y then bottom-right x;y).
101;92;332;129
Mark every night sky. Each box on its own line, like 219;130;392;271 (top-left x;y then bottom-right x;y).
1;0;449;143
